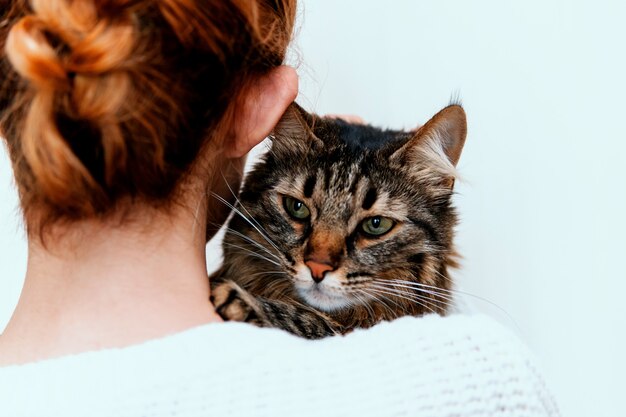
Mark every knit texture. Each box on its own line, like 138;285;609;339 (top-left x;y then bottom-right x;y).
0;314;559;417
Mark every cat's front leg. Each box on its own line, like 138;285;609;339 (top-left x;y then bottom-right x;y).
211;279;342;339
211;279;267;326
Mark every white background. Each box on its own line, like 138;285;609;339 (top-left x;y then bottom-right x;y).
1;1;624;416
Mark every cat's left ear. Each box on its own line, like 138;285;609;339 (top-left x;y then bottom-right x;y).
270;103;323;157
391;105;467;186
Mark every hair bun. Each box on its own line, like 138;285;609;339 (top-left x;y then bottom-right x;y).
6;2;136;90
4;1;138;211
6;15;69;91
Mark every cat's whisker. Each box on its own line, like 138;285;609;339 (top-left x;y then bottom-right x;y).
371;280;449;305
379;282;459;311
224;250;280;268
369;287;412;312
357;287;401;313
246;270;290;280
370;282;454;307
356;289;397;318
383;278;520;329
385;279;458;297
219;172;276;241
365;286;438;315
352;292;376;318
375;280;457;305
369;283;449;312
210;192;282;254
386;289;445;314
222;242;281;267
427;265;457;286
264;280;292;300
370;289;438;316
208;220;279;262
388;278;489;305
221;226;281;261
348;293;361;309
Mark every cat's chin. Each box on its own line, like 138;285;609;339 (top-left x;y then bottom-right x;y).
297;286;351;312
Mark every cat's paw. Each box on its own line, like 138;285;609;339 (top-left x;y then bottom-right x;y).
210;280;265;325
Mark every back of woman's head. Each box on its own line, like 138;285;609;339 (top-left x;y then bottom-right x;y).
0;0;296;234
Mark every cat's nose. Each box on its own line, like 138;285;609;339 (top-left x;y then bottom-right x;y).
305;260;334;283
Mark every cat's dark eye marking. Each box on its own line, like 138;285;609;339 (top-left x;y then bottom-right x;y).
283;195;311;220
346;272;374;279
322;170;330;190
407;217;439;244
408;253;425;267
345;231;357;254
297;222;314;244
407;253;425;279
303;175;316;198
284;252;296;266
362;187;377;210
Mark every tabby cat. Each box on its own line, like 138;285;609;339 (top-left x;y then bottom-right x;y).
210;103;467;339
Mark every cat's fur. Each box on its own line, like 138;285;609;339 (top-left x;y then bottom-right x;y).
210;103;467;339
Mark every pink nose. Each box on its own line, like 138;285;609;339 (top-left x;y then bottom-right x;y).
305;261;334;283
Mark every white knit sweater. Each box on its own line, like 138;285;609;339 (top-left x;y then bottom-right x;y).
0;314;559;417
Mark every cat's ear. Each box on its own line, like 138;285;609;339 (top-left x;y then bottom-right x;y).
270;103;323;156
390;105;467;187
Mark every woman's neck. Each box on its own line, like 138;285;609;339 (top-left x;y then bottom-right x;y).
0;198;223;366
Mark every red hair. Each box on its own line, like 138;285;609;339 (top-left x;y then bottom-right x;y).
0;0;296;234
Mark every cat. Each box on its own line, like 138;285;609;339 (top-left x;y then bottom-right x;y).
210;102;466;339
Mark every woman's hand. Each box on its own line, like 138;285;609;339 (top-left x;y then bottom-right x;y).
325;114;365;124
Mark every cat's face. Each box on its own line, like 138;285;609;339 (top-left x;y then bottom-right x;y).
225;104;466;315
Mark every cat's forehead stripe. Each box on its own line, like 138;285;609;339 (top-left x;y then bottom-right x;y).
362;187;377;210
303;175;316;198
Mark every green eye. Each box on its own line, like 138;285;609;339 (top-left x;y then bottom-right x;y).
283;196;311;220
361;216;394;237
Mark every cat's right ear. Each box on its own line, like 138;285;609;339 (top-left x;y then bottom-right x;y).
270;103;323;156
390;105;467;188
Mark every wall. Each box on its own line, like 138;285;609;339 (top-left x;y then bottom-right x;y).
1;1;624;416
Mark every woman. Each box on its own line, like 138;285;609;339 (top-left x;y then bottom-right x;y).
0;1;558;415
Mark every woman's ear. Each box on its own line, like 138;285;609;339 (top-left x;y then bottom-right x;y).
224;66;299;158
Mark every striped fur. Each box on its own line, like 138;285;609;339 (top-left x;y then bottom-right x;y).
211;103;467;339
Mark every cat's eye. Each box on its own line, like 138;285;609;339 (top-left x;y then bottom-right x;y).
361;216;394;237
283;196;311;220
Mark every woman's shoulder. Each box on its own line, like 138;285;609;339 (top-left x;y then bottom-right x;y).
0;315;560;417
